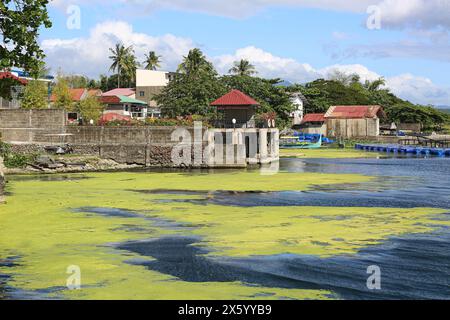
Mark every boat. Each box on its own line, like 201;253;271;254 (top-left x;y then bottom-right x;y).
280;135;322;149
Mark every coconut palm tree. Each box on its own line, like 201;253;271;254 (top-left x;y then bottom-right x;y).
109;43;133;88
143;51;161;70
177;48;214;76
229;59;257;76
364;77;386;92
123;52;140;87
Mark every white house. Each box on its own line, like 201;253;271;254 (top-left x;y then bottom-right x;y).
135;70;176;112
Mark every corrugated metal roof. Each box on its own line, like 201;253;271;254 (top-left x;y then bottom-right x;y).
118;95;147;105
302;113;326;123
211;90;259;107
325;105;383;119
50;88;86;102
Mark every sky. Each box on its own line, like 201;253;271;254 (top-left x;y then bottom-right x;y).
39;0;450;107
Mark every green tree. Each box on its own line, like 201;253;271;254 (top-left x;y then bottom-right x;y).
143;51;161;70
156;51;226;117
0;0;52;81
20;80;47;109
123;52;140;87
108;43;133;88
229;59;257;76
52;77;73;110
77;95;103;124
177;48;215;78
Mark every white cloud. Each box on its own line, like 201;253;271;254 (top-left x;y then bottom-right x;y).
41;22;450;105
42;21;195;78
377;0;450;30
213;46;319;82
386;74;450;105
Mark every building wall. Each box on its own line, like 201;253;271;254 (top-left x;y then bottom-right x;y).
300;123;327;136
135;86;165;107
326;118;379;137
136;70;170;87
0;109;67;143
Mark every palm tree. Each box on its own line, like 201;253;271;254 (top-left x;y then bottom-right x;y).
229;59;257;76
143;51;161;70
177;48;214;76
109;43;133;88
123;53;140;87
364;78;386;92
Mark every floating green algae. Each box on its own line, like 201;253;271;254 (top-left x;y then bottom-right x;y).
280;148;381;159
0;171;448;300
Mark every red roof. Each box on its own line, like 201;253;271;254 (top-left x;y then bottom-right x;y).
0;72;28;85
302;113;326;123
50;88;86;102
211;90;259;108
325;105;383;119
98;113;131;125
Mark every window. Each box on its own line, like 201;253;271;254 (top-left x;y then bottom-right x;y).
139;91;145;97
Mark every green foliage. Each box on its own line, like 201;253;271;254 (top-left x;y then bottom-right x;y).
156;49;227;118
0;0;52;78
143;51;161;70
298;77;449;130
52;76;73;110
21;80;48;109
0;141;36;168
77;96;103;124
108;43;138;88
177;48;215;78
229;59;257;76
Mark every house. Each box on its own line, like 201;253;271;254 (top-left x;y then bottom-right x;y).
296;113;327;135
325;105;385;138
49;88;102;123
50;88;89;104
211;90;261;128
0;71;28;109
135;70;177;117
102;88;135;99
100;95;148;119
289;92;308;125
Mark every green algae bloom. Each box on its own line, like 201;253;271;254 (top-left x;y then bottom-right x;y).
0;171;448;300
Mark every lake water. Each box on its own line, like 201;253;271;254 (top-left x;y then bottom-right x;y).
1;155;449;300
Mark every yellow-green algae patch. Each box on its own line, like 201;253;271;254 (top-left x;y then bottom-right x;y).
280;148;381;159
0;171;448;300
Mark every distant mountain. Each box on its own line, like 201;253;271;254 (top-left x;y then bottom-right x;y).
438;108;450;114
276;80;294;87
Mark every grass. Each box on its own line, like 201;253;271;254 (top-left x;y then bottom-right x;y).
280;148;381;159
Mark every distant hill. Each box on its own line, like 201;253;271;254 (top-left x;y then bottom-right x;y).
437;108;450;114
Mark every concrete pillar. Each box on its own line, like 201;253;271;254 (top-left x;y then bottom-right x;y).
259;129;268;161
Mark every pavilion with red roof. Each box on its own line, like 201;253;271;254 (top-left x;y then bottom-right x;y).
211;90;260;128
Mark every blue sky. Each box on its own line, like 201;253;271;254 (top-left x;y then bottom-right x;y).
40;0;450;106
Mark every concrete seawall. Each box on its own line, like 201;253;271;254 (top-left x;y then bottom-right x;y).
0;109;279;168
